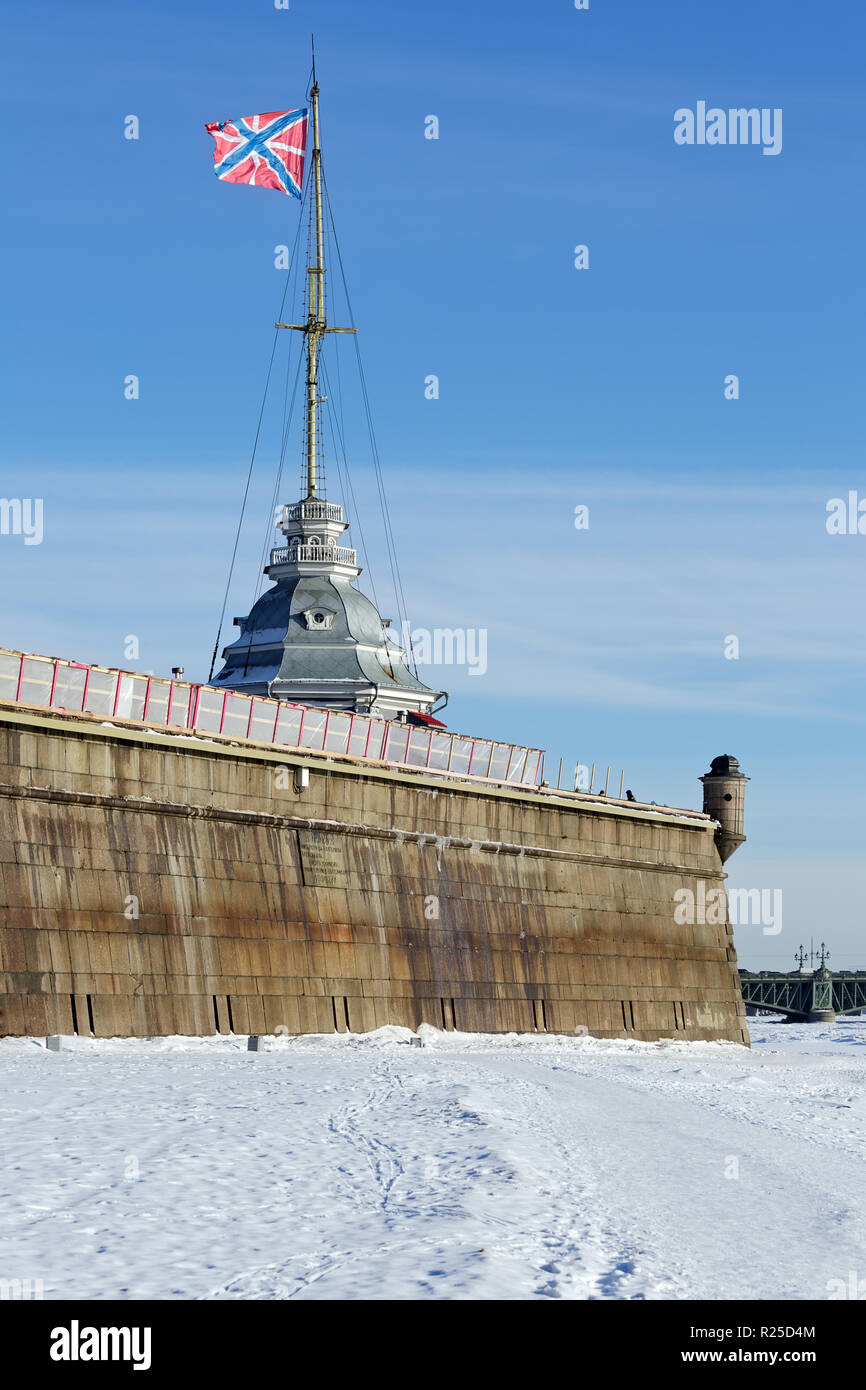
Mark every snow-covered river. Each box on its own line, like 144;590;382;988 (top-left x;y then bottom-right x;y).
1;1019;864;1300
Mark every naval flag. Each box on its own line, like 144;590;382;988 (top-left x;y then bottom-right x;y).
205;108;308;197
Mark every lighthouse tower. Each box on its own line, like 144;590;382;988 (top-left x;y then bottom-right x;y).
213;77;444;722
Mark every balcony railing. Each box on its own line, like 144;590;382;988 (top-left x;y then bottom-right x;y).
281;500;344;523
270;543;357;567
0;647;545;788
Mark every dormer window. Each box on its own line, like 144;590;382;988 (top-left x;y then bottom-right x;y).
302;607;335;631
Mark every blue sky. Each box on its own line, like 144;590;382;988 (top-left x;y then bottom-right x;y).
2;0;865;967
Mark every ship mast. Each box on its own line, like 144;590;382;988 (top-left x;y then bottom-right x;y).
276;68;355;498
208;54;435;702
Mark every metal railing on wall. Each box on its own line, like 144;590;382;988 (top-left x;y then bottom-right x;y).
545;756;629;799
0;648;544;789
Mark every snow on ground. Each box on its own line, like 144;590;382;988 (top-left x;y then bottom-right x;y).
1;1018;865;1300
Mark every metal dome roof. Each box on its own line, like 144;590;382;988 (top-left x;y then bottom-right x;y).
214;502;445;718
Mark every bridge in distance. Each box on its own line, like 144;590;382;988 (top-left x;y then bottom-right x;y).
739;967;866;1023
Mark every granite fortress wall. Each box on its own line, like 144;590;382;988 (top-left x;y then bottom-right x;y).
0;703;749;1044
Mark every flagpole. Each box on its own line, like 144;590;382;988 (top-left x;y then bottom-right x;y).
274;45;357;496
305;45;325;498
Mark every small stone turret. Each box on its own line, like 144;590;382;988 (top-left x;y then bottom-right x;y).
700;754;748;863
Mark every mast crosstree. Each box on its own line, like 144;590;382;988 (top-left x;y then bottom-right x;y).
275;81;355;498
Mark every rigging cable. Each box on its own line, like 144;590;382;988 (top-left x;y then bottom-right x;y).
249;243;308;607
206;166;308;683
319;371;396;681
240;343;305;678
322;167;421;679
319;359;380;613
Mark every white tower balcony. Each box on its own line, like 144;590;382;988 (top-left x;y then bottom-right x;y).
268;497;359;577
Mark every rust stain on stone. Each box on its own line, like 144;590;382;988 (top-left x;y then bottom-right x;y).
0;717;749;1045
